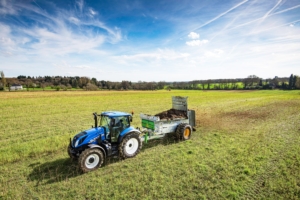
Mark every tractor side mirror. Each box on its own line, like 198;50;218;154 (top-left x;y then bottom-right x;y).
129;116;133;122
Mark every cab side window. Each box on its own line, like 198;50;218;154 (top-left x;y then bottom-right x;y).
114;117;129;131
122;117;129;128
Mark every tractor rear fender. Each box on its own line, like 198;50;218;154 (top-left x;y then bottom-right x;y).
87;144;107;159
118;129;141;144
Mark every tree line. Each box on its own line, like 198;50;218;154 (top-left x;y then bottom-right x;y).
170;75;299;90
0;72;299;91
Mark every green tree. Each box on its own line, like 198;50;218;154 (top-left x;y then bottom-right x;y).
293;75;297;89
26;79;32;91
281;82;287;89
273;77;280;88
259;79;263;86
1;71;6;91
86;83;98;91
79;77;90;89
91;78;97;85
40;82;46;91
157;81;165;90
288;74;294;89
231;79;238;89
294;76;300;89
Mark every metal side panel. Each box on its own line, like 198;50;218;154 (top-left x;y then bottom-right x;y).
140;113;160;121
172;96;188;111
188;110;196;127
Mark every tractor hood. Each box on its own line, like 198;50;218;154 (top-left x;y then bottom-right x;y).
71;127;105;148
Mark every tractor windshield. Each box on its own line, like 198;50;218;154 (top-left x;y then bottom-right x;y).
100;116;111;134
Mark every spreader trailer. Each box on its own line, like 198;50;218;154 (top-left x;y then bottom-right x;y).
139;96;196;142
67;96;196;172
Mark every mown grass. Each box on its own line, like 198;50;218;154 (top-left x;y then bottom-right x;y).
0;90;300;199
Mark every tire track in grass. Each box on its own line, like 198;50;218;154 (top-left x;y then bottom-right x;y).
240;114;300;199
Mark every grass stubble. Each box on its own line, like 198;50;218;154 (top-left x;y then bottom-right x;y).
0;90;299;199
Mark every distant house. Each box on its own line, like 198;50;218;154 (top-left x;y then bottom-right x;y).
269;83;276;89
10;84;23;91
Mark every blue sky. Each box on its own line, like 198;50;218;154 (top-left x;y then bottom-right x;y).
1;0;299;81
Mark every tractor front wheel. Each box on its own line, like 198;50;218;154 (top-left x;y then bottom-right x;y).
119;132;142;159
78;148;104;173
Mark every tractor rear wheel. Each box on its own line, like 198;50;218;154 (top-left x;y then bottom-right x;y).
119;132;142;159
175;123;192;140
78;148;104;173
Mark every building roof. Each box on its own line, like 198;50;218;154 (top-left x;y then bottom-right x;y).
11;84;22;87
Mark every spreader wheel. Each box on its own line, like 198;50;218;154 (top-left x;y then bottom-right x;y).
175;123;192;140
78;148;104;173
119;132;142;159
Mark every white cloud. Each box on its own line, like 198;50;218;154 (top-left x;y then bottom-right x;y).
186;32;208;46
75;65;93;69
204;49;224;57
69;17;80;24
1;0;300;82
76;0;84;14
0;0;16;15
29;28;105;55
194;0;249;30
0;1;121;57
0;23;17;56
186;39;208;46
188;32;199;39
116;48;190;62
89;8;97;16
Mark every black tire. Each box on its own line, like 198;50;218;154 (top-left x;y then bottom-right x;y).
175;123;192;141
67;144;77;160
78;148;104;173
119;132;142;159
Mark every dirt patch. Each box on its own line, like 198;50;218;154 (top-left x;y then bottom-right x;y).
227;90;257;93
195;100;300;131
201;90;257;93
222;110;271;120
155;109;187;120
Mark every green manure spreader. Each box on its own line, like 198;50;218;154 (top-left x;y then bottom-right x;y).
140;96;196;142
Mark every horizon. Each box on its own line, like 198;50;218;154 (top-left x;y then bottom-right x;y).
1;0;300;82
3;74;292;83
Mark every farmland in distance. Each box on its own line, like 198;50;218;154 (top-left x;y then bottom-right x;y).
0;90;300;199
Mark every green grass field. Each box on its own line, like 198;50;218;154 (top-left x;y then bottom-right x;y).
0;90;300;199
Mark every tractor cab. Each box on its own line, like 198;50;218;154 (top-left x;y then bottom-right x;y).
98;111;133;143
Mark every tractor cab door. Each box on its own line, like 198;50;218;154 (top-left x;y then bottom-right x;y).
110;116;130;142
99;116;111;140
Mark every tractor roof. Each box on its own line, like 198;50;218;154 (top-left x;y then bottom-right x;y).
101;111;132;117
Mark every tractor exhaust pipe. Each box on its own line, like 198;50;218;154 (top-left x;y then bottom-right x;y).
93;112;98;127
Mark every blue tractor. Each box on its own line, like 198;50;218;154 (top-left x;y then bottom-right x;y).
68;111;142;173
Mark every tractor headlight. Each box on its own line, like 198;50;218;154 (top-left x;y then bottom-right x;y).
72;131;87;148
74;140;79;147
74;136;87;147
